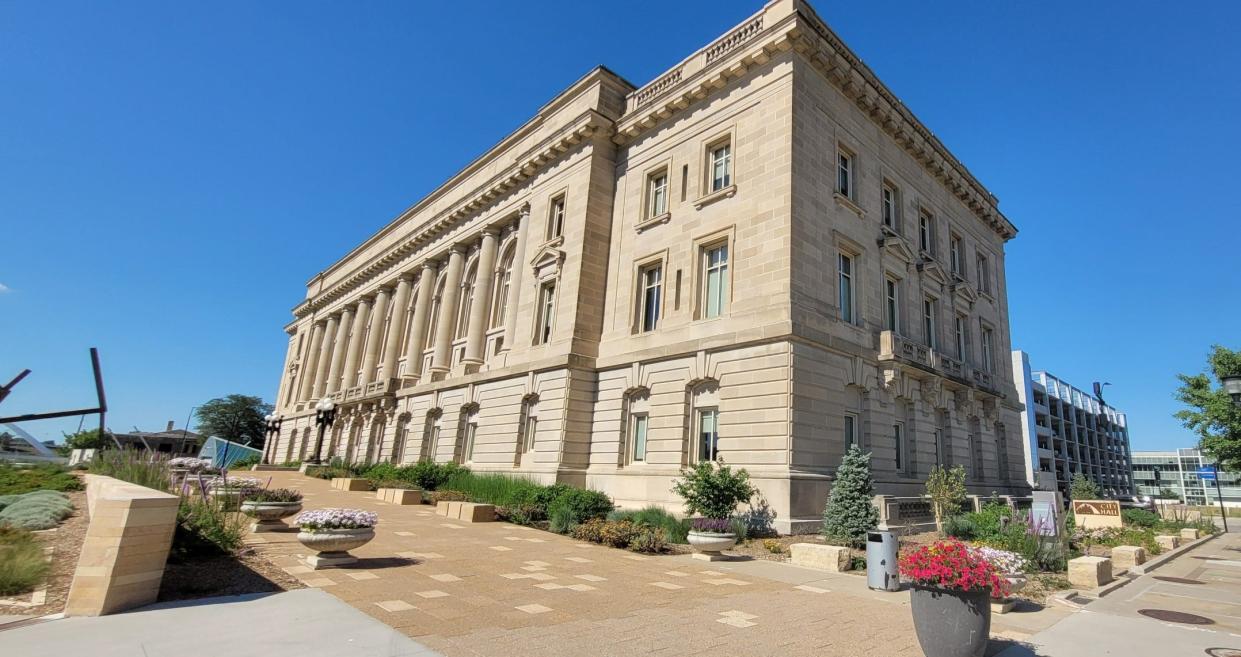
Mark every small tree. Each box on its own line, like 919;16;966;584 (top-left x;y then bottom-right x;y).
670;460;756;521
822;446;880;548
63;428;111;450
1175;345;1241;471
1069;473;1101;500
926;464;967;533
195;394;272;448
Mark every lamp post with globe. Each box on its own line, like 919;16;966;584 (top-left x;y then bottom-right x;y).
310;398;337;465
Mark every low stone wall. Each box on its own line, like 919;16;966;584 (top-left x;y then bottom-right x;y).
65;474;180;617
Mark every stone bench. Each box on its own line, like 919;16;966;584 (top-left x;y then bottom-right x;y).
435;500;495;522
376;488;422;505
330;477;372;492
1068;556;1112;590
1155;535;1180;551
789;543;851;572
1110;545;1146;571
1180;528;1200;541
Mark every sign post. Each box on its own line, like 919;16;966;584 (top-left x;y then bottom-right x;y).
1201;464;1228;533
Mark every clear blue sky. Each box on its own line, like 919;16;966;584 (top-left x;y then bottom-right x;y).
2;1;1237;451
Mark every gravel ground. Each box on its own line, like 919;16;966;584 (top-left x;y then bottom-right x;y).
158;549;303;602
0;489;90;617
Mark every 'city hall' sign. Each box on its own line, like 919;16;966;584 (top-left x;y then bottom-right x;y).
1072;499;1123;529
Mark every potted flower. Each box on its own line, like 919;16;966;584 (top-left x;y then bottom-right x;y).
295;508;379;568
241;488;305;532
206;475;265;510
671;460;756;560
169;457;218;487
899;540;1010;657
973;546;1028;613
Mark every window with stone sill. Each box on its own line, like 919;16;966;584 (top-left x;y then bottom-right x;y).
885;277;901;333
881;182;900;231
844;413;858;450
837;251;855;324
519;397;539;455
894;422;906;472
918;210;936;255
708;141;732;193
637;263;663;333
534;280;556;346
646;168;669;219
699;241;729;320
976;251;992;296
980;322;995;374
923;296;937;350
547;194;566;241
490;243;515;329
949;233;963;277
954;313;970;363
837;145;855;200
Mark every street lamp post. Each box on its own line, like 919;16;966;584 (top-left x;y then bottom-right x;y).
310;398;337;465
262;413;284;465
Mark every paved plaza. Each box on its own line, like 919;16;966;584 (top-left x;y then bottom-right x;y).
246;471;931;657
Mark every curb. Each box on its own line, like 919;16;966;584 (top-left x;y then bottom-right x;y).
1129;531;1220;576
1071;531;1221;601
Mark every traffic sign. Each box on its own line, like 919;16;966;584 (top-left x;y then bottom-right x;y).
1198;466;1217;481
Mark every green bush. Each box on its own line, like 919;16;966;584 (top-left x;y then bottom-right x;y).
672;460;755;521
228;454;261;469
0;491;74;530
171;494;246;559
1069;473;1100;500
0;462;83;495
1122;508;1160;528
549;504;576;534
627;525;667;553
608;506;690;544
547;488;613;526
821;446;879;548
406;460;467;491
942;514;977;540
570;518;666;553
0;526;50;595
443;472;546;509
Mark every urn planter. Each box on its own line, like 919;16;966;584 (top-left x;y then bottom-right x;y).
297;527;376;569
241;500;303;532
208;487;253;511
909;584;991;657
687;531;737;561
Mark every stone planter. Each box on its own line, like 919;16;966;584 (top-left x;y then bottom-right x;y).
687;531;737;561
208;487;254;511
990;575;1026;614
297;527;376;569
240;500;303;532
910;583;991;657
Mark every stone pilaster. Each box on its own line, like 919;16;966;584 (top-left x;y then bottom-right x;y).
462;228;500;369
360;287;390;386
380;274;414;380
341;297;373;391
430;246;466;375
325;306;354;394
403;263;438;382
299;321;325;401
500;205;530;351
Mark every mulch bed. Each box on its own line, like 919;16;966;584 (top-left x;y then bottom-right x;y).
158;549;303;602
0;489;91;617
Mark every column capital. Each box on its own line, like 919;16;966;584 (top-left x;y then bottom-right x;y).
421;260;440;274
518;202;531;217
398;271;418;283
450;243;469;256
482;226;502;239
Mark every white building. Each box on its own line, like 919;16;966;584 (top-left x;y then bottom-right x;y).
1132;448;1240;508
1011;351;1134;497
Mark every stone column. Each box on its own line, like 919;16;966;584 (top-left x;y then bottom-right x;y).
380;274;414;380
430;246;466;375
500;205;530;351
299;322;325;401
360;287;390;386
403;262;438;382
312;315;338;399
341;297;373;391
462;228;500;368
325;306;354;394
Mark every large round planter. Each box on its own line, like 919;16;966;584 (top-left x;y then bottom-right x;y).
208;487;255;511
297;527;375;555
687;531;737;555
241;500;303;532
909;584;991;657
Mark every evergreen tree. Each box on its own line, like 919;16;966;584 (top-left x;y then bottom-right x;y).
822;446;880;548
1069;473;1100;500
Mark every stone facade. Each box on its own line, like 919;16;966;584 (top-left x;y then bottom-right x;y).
266;0;1029;532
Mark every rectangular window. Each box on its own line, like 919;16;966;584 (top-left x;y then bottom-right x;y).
647;170;668;218
950;234;962;275
955;314;968;361
535;281;556;345
976;252;992;295
881;183;898;229
934;428;944;466
981;325;995;373
639;265;663;332
698;408;719;463
923;297;937;349
837;148;853;198
701;242;729;319
464;421;478;462
919;210;935;254
547;195;565;240
632;414;649;462
709;142;732;192
844;413;858;450
885;278;900;332
894;422;905;471
838;252;854;323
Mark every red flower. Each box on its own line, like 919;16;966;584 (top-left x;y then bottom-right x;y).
898;540;1010;598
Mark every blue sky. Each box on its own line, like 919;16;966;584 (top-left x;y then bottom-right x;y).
1;1;1237;451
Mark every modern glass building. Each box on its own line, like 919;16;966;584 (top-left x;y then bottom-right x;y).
1132;448;1240;508
1011;351;1134;497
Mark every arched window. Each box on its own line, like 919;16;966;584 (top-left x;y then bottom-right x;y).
458;405;480;464
390;415;410;464
421;410;442;462
518;395;539;455
399;283;420;376
490;242;515;329
623;389;651;465
364;417;384;464
455;261;478;340
689;381;720;464
425;274;447;350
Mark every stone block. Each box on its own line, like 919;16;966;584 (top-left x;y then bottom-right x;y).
436;501;461;517
1110;545;1146;571
789;543;852;572
331;477;372;492
456;502;496;523
1155;535;1180;551
1067;556;1112;590
305;552;357;569
1180;528;1200;541
377;488;422;505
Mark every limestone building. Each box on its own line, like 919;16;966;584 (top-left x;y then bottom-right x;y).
267;0;1029;532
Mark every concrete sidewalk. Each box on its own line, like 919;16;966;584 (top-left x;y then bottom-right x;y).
0;589;442;657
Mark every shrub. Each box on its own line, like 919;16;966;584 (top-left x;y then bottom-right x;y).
547;488;613;526
571;518;607;543
1069;473;1101;500
1122;508;1160;528
362;463;403;485
0;526;50;595
598;519;637;548
171;495;247;559
247;488;303;503
430;490;467;504
762;538;783;554
608;506;689;544
89;450;172;491
408;460;467;491
942;514;977;540
0;491;74;530
627;525;667;553
926;465;968;532
0;462;84;495
822;446;879;548
671;460;755;521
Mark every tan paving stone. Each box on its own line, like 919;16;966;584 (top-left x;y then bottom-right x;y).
534;583;565;590
376;600;416;612
301;578;336;587
415;590;450;599
665;570;690;577
429;574;462;582
574;574;606;582
564;584;596;592
515;604;552;614
564;557;592;563
650;581;684;590
395;531;415;536
346;572;380;581
794;584;831;594
489;546;513;551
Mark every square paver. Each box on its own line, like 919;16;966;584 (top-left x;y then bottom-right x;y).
375;600;415;612
415;590;450;599
489;546;513;552
346;572;380;581
282;566;313;575
520;566;547;572
524;561;550;567
650;581;684;590
515;604;552;614
564;557;593;563
429;574;462;582
565;584;596;592
794;584;831;594
302;578;336;587
699;570;724;576
525;573;557;581
395;531;415;537
500;573;532;580
534;583;565;590
716;617;756;628
703;578;750;586
720;611;758;620
575;574;606;582
665;570;690;577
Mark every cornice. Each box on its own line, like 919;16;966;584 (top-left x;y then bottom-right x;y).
291;111;613;320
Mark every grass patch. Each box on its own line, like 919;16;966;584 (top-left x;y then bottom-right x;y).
0;526;49;595
0;463;83;495
608;506;689;544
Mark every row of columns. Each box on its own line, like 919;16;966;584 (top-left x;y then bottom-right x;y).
291;205;531;403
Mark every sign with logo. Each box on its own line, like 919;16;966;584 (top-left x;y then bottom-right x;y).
1198;466;1217;481
1072;499;1123;529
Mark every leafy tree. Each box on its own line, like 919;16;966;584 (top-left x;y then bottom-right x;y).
822;446;880;548
1069;473;1100;500
670;460;756;520
194;394;272;448
63;428;111;450
926;464;967;533
1175;345;1241;471
1156;487;1182;502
